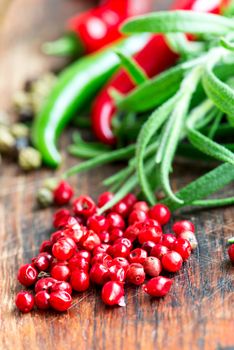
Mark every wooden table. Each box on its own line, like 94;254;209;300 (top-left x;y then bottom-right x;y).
0;1;233;349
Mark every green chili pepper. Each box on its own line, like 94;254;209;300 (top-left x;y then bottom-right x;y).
32;34;149;167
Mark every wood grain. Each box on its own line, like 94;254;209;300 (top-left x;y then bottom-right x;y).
0;1;233;349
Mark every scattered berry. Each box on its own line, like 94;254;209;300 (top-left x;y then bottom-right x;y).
173;220;195;236
143;276;173;297
101;281;125;306
148;204;171;225
15;291;34;313
53;181;73;206
162;251;183;272
17;264;38;287
49;291;72;312
126;263;145;285
143;257;162;277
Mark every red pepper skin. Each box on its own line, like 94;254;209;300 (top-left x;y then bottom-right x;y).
68;0;153;54
91;0;229;145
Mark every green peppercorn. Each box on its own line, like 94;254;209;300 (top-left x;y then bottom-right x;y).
36;187;54;207
43;177;59;192
18;147;42;171
0;126;16;153
13;91;32;113
10;123;29;138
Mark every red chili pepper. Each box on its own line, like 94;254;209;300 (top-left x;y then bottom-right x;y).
91;0;229;145
43;0;153;57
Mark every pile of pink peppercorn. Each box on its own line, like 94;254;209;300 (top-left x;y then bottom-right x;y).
16;180;200;313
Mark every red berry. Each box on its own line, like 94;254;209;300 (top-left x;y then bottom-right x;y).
91;252;112;267
138;222;162;244
49;291;72;312
53;209;71;228
68;254;90;272
32;252;53;271
141;241;156;254
107;212;125;230
90;263;109;285
81;230;101;251
149;204;171;225
39;240;52;253
173;238;191;260
173;220;195;235
87;214;109;234
151;244;169;259
35;291;50;310
124;224;140;242
112;201;129;217
73;195;96;217
53;181;74;206
101;281;125;306
228;244;234;263
50;281;72;294
110;243;130;258
162;234;176;249
63;217;86;243
50;230;66;244
109;264;126;282
70;269;90;292
17;264;38;287
122;193;137;208
162;251;183;272
109;228;124;243
133;201;149;213
97;191;114;208
126;263;145;285
51;263;71;281
15;291;34;313
35;277;57;293
76;250;92;262
129;248;147;264
52;237;76;260
128;209;148;225
93;244;110;255
111;257;129;272
143;257;162;277
98;231;110;243
115;237;132;249
143;276;173;297
179;231;198;250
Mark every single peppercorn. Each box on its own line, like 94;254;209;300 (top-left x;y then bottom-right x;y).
173;220;195;236
126;263;145;286
17;264;38;287
143;276;173;297
53;181;74;205
49;291;72;312
148;204;171;225
143;257;162;277
162;251;183;273
18;147;42;171
15;291;34;313
37;188;54;207
128;248;147;265
70;269;90;292
101;281;125;306
35;291;50;310
90;263;109;285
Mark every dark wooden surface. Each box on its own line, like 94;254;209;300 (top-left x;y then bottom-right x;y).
0;1;234;349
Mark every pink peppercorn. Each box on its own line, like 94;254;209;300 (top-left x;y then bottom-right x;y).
143;276;173;297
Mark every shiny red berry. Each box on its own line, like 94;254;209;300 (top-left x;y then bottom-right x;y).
173;220;195;235
98;231;110;243
49;291;72;312
91;253;113;267
32;252;53;271
15;291;34;313
143;276;173;297
126;263;145;285
87;214;109;233
141;241;156;254
138;222;162;244
70;269;90;292
17;264;38;287
52;237;76;261
81;230;101;251
128;248;147;264
162;234;176;249
51;263;71;281
112;201;129;217
97;191;114;208
124;224;140;242
109;264;126;282
35;277;57;293
151;244;169;259
132;201;149;213
111;257;129;272
122;193;137;208
73;195;96;217
173;238;191;260
128;209;148;225
109;228;124;243
50;281;72;294
68;254;90;272
143;257;162;277
53;209;71;228
110;243;130;258
162;251;183;272
93;243;110;255
179;231;198;250
107;212;125;230
101;281;125;306
53;181;74;206
90;263;109;285
39;240;52;253
148;204;171;225
228;244;234;263
35;291;50;310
